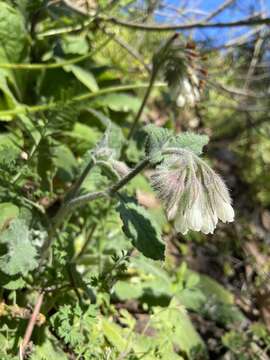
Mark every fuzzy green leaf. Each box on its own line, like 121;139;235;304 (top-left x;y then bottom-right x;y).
89;109;125;159
171;132;209;155
144;125;209;163
0;219;38;276
144;124;172;164
117;197;165;260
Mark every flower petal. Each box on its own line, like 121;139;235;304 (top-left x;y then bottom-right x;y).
175;213;188;235
216;201;234;223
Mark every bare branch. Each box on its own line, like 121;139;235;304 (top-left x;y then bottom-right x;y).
203;0;236;22
104;14;270;32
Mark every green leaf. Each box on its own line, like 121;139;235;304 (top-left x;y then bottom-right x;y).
64;65;99;92
30;330;68;360
131;255;171;283
152;297;207;358
2;276;25;290
105;123;125;159
144;124;172;164
177;288;207;312
144;125;209;163
97;123;125;160
0;1;28;104
102;319;128;352
61;35;89;55
88;109;125;159
54;144;77;182
171;132;209;155
0;130;23;154
177;270;245;325
197;273;234;304
117;197;165;260
18;115;41;144
0;203;19;231
114;280;143;300
0;271;26;290
65;122;102;154
177;270;234;310
0;219;38;276
186;273;200;288
0;2;28;64
208;302;245;326
134;333;185;360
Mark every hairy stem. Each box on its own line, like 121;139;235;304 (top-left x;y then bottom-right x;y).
108;157;150;194
69;157;150;210
41;157;150;258
65;158;95;201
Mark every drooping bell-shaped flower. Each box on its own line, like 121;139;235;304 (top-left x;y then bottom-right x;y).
150;150;234;235
176;75;201;108
175;58;207;109
163;40;207;108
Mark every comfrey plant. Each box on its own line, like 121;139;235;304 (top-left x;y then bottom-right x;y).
41;37;233;256
0;27;235;358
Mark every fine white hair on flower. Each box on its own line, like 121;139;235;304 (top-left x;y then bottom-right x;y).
150;150;234;235
176;73;201;108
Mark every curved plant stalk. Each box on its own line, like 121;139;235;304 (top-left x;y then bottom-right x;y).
127;71;157;140
127;33;178;140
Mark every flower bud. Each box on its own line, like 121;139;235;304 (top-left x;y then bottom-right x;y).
111;160;130;178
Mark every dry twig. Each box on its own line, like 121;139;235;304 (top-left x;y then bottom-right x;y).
19;291;45;360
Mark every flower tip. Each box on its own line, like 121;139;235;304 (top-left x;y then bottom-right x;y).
218;203;235;223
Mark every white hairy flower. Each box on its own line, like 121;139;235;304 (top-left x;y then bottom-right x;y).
150;150;234;235
176;74;201;108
